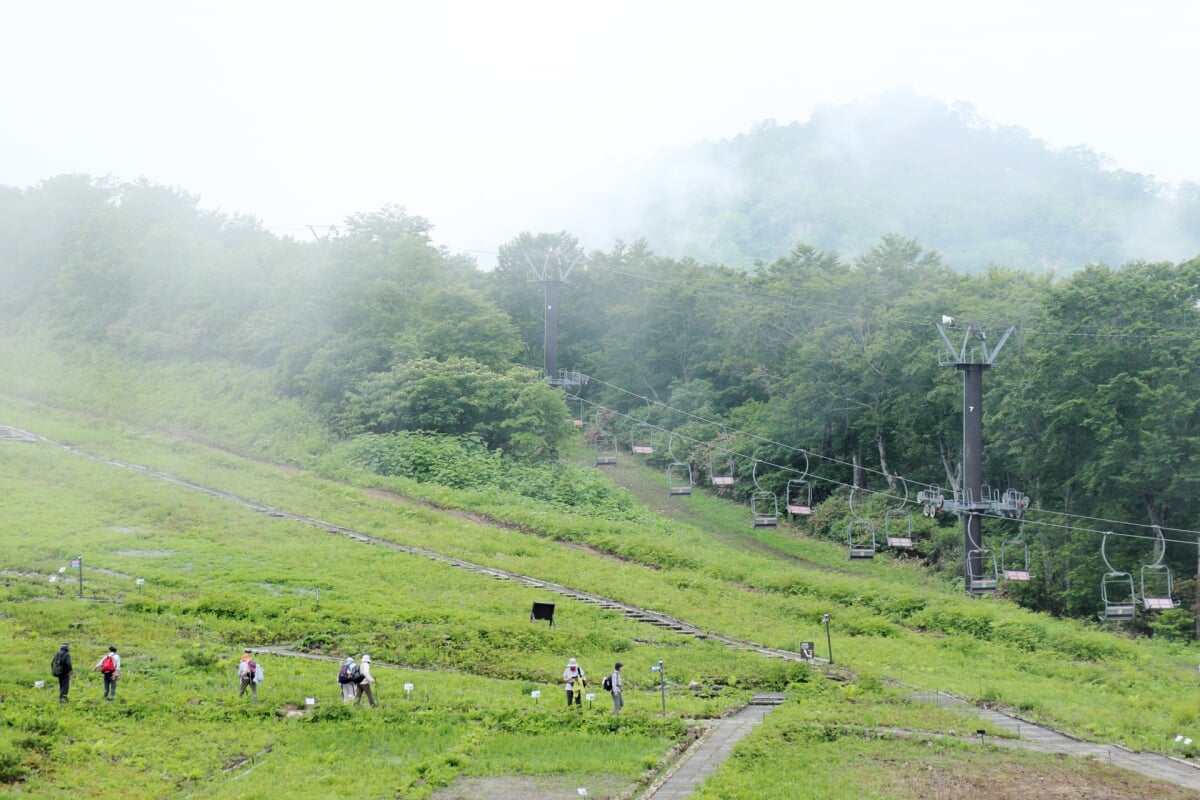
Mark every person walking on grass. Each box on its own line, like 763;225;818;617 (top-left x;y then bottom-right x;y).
338;656;359;703
608;662;624;715
237;650;260;702
563;657;587;708
50;643;73;703
93;645;121;701
354;654;377;707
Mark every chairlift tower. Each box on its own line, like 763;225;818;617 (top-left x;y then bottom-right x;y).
935;320;1016;593
524;247;582;381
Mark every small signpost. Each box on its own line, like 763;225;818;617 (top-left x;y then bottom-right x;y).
800;641;814;660
651;660;666;713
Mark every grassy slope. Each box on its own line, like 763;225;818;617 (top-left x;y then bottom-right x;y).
1;338;1199;798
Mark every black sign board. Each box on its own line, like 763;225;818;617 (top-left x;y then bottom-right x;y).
530;602;556;626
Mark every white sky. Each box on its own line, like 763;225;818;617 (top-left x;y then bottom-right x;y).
4;1;1198;262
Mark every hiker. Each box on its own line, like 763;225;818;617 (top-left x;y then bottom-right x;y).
339;656;359;703
563;657;587;707
93;645;121;701
237;650;260;702
608;662;624;714
51;643;73;703
354;654;377;707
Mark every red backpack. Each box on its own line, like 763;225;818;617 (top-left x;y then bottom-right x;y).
100;655;116;674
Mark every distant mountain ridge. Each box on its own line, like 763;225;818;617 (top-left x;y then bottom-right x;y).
618;91;1200;271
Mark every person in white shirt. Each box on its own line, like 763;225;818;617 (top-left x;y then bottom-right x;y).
94;645;121;701
563;658;587;707
355;654;377;707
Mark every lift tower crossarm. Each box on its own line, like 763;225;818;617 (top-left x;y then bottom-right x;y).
524;247;582;380
936;322;1014;366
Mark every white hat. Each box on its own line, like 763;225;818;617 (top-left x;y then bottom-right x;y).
361;654;371;663
344;656;354;664
567;658;578;667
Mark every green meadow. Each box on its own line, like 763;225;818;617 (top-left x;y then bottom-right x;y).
2;342;1200;798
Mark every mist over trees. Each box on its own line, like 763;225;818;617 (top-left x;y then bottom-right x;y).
2;148;1200;632
617;92;1200;272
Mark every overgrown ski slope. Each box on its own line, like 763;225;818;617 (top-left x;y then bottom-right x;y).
1;372;1200;797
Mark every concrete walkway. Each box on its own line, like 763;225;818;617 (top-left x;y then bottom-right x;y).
915;690;1200;791
641;690;1200;799
640;694;785;799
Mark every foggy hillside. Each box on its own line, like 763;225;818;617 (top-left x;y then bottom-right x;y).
602;91;1200;272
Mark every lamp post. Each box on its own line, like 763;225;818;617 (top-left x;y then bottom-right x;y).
823;613;833;664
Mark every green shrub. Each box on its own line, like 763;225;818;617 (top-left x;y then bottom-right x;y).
991;620;1046;652
0;750;28;784
881;594;927;620
193;594;253;620
14;714;59;738
180;648;219;669
910;605;996;640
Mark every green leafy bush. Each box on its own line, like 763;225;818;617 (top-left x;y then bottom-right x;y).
0;750;28;783
341;432;648;521
181;648;219;669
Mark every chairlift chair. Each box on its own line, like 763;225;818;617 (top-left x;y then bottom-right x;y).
751;491;779;527
847;519;877;559
750;460;779;527
966;548;998;593
1101;571;1137;620
1099;532;1136;620
593;432;618;466
884;508;914;549
665;433;693;496
785;451;813;516
1000;526;1032;581
1141;563;1178;610
846;487;876;559
631;422;654;454
667;461;693;496
1140;527;1177;610
883;480;913;548
709;450;735;486
786;479;813;516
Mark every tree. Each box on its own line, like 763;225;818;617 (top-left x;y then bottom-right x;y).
338;358;572;460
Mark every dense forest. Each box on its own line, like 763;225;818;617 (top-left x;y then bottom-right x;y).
2;161;1200;635
618;92;1200;271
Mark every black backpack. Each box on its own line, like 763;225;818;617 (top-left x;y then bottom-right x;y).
602;675;613;692
51;651;68;677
